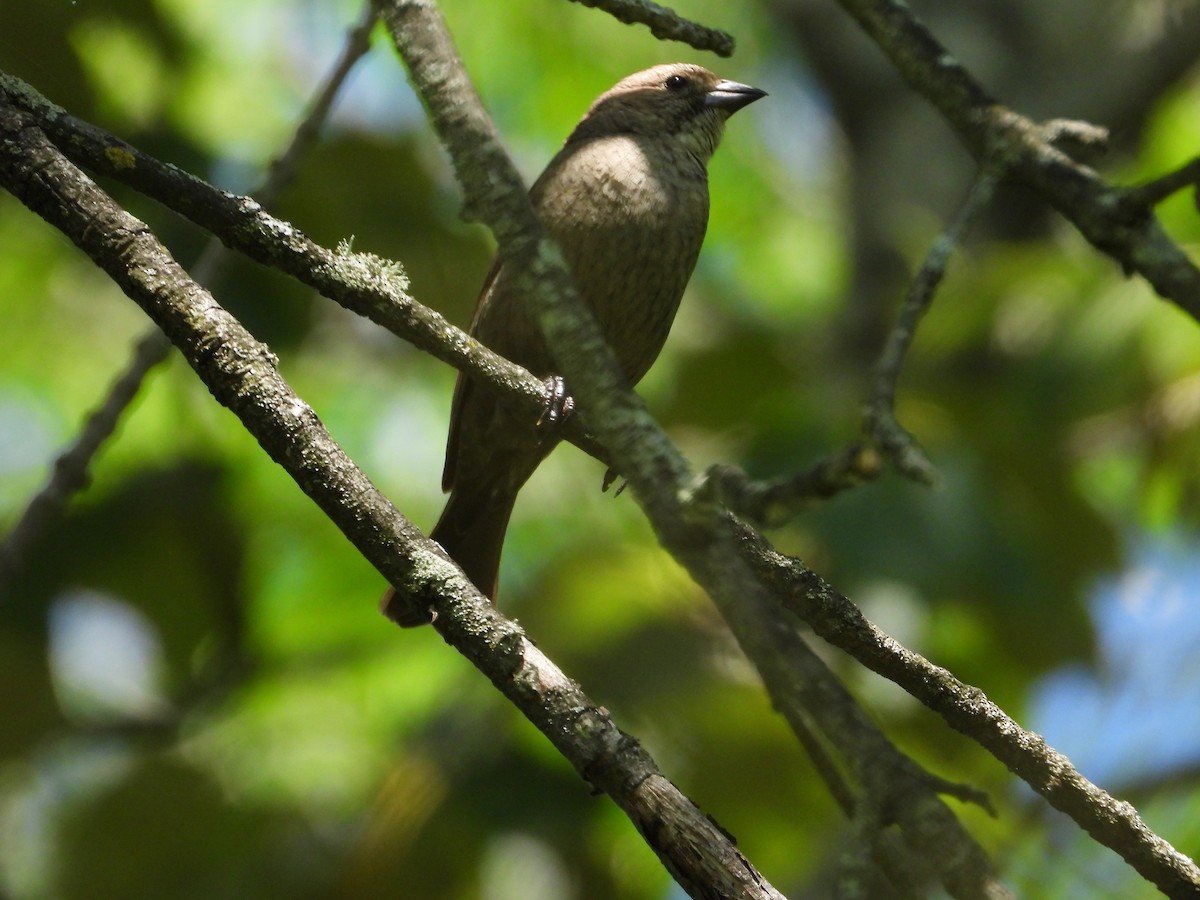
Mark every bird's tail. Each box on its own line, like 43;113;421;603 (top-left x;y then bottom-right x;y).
380;486;516;627
430;485;515;601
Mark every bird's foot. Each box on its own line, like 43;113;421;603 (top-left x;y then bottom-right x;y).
537;376;575;427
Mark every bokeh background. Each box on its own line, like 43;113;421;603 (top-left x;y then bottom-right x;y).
2;1;1200;897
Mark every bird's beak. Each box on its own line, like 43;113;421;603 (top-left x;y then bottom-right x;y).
705;80;767;114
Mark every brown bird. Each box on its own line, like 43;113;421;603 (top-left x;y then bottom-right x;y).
383;63;765;625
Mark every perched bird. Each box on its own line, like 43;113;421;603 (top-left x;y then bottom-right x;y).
384;63;765;625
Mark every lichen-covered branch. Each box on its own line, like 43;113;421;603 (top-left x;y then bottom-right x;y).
0;71;613;470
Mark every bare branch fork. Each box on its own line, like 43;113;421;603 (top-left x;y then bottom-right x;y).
835;0;1200;321
864;170;999;486
683;171;1000;522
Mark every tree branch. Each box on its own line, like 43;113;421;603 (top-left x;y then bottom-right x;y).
0;329;169;591
833;0;1200;322
562;0;735;56
0;71;614;471
680;158;996;518
712;582;1012;899
864;170;998;486
731;520;1200;897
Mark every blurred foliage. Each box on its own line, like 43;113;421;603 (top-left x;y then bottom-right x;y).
2;0;1200;897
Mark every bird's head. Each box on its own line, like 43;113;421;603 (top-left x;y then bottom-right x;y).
566;63;765;162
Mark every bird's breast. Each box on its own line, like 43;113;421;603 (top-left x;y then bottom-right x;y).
532;134;710;384
543;135;706;229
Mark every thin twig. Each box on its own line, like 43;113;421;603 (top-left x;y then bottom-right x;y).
0;330;170;588
260;3;379;205
564;0;735;56
1122;155;1200;210
865;171;998;486
683;442;884;529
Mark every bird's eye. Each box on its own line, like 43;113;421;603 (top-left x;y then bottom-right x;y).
664;74;690;91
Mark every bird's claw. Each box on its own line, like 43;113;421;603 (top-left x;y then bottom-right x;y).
538;376;575;427
602;467;628;496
